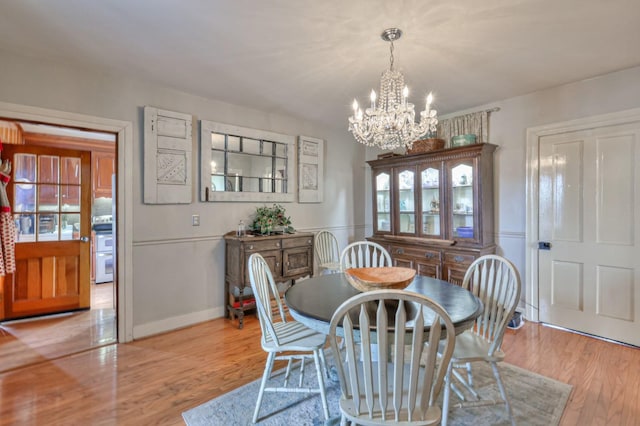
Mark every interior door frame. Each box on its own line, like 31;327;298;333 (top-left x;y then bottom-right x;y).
0;101;134;342
525;106;640;323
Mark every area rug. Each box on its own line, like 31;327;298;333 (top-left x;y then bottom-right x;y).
183;361;571;426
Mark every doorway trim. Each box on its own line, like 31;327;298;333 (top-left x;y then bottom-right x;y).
0;101;134;342
525;106;640;323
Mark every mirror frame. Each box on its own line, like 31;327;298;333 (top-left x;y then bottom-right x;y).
199;120;295;202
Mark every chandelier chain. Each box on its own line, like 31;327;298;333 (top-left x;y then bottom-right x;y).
389;42;394;70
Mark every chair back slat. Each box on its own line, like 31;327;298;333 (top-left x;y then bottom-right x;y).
342;314;360;413
462;255;521;356
248;254;287;346
329;290;456;424
392;301;406;421
359;304;375;416
339;241;392;271
376;301;389;419
406;304;424;421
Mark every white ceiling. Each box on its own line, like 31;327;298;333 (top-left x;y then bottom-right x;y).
1;0;639;131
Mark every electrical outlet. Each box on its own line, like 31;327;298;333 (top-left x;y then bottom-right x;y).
192;215;200;226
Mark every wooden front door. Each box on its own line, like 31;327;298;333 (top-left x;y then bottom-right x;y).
1;144;91;320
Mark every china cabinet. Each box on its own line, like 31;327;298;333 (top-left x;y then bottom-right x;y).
224;231;314;328
367;143;496;285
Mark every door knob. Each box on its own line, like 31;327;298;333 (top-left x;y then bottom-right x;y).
79;236;90;242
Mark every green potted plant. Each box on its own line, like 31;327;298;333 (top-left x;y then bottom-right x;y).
251;204;294;235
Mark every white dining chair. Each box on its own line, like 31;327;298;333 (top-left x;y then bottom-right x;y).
440;254;522;426
339;241;392;271
315;230;341;275
248;253;330;423
328;289;456;425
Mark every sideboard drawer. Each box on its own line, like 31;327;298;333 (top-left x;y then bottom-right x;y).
282;236;313;248
244;239;282;252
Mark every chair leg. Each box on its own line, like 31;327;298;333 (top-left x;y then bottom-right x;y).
313;349;330;420
284;357;293;386
253;351;276;423
441;361;453;426
466;362;474;387
491;361;515;426
319;347;330;379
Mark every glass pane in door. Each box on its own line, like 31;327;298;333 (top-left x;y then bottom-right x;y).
421;167;440;236
451;164;474;238
39;155;59;184
14;154;36;213
398;170;415;233
376;172;391;231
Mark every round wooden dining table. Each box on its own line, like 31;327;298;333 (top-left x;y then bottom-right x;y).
284;273;483;337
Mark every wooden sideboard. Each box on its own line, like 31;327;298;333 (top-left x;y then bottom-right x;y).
224;231;314;328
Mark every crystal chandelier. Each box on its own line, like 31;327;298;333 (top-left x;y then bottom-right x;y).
348;28;438;150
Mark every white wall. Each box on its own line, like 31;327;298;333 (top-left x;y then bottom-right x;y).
0;49;367;338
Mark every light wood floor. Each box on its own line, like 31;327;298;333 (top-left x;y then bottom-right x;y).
0;315;638;425
0;282;116;373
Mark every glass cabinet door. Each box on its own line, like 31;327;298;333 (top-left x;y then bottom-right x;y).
396;168;416;234
450;162;475;239
374;171;391;233
420;166;442;237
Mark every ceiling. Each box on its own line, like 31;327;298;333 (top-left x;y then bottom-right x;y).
1;0;639;131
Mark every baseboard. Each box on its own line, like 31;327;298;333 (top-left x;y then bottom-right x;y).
132;306;225;339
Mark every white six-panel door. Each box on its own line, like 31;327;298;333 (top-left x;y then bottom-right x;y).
538;122;640;346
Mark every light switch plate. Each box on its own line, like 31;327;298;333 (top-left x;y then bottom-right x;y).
192;215;200;226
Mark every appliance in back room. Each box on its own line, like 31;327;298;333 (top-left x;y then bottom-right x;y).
93;195;114;284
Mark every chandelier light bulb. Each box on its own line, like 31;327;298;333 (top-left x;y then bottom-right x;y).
348;28;438;150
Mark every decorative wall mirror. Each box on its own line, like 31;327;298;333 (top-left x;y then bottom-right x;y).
199;120;295;202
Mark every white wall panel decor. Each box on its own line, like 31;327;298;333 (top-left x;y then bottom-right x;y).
298;135;324;203
144;106;193;204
